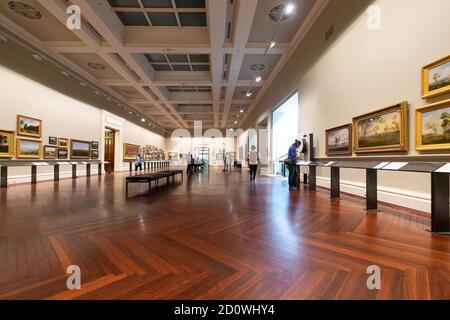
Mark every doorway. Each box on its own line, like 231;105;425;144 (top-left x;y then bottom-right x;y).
104;129;115;173
194;147;209;164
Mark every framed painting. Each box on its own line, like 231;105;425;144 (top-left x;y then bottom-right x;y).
16;138;42;159
415;99;450;151
422;54;450;99
353;102;409;153
43;145;57;159
325;124;352;156
0;130;15;158
58;138;69;148
91;149;99;160
91;141;99;150
17;115;42;138
57;148;68;160
70;139;91;159
49;136;57;145
123;143;140;160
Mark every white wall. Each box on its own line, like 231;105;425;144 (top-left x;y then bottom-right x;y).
298;0;450;212
0;65;165;183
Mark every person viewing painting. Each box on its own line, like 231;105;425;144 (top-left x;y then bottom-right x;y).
286;139;301;191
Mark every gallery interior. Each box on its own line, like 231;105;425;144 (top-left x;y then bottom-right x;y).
0;0;449;301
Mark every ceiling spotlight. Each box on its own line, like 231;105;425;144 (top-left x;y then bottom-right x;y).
284;3;295;15
245;89;253;97
32;53;43;61
240;109;244;113
255;75;262;82
141;118;146;122
269;41;276;48
61;71;70;77
236;115;240;118
94;91;100;95
234;121;238;124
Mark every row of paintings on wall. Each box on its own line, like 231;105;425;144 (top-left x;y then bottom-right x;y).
0;115;99;160
123;143;165;161
325;99;450;155
325;54;450;155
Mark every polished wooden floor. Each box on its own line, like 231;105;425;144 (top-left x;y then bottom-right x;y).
0;167;449;300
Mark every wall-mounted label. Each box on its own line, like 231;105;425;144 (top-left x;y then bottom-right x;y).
435;163;450;173
374;162;390;169
382;162;408;170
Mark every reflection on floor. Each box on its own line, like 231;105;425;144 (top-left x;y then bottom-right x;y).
0;167;449;299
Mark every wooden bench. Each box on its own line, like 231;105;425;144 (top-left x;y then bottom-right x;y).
126;170;183;193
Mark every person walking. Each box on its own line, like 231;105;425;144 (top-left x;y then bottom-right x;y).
225;152;232;172
247;145;260;181
286;140;301;191
135;153;143;172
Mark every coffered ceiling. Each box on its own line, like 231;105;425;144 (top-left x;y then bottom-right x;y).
0;0;327;131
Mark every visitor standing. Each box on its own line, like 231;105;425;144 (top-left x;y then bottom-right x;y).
247;145;260;181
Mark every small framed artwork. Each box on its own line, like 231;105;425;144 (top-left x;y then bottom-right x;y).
57;148;68;159
17;115;42;138
415;99;450;151
123;143;140;160
49;136;57;145
58;138;69;148
325;124;352;156
422;54;450;99
43;145;57;159
91;149;99;159
70;139;91;159
16;138;42;159
353;102;409;153
0;130;15;158
91;141;99;150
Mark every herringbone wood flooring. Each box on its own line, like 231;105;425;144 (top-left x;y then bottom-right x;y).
0;168;449;299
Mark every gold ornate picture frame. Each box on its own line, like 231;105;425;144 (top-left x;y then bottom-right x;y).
415;99;450;151
353;102;409;153
422;54;450;99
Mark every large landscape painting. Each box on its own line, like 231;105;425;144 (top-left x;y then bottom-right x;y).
325;124;352;155
0;130;14;158
17;115;42;138
124;143;140;160
70;140;91;159
16;138;41;159
422;54;450;99
416;99;450;151
353;102;408;153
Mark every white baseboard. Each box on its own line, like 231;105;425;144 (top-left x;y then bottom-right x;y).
316;176;431;213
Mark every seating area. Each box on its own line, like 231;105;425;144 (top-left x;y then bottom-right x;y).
125;170;183;193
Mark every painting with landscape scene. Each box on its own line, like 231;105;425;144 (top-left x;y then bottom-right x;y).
0;130;14;158
422;54;450;99
70;140;91;159
16;138;41;159
353;102;408;153
17;115;42;138
325;124;352;155
123;143;140;160
416;99;450;151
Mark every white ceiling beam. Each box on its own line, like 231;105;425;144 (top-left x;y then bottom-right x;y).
221;0;258;127
207;0;227;127
71;0;188;128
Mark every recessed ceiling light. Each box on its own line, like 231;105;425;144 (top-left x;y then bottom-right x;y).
240;109;244;113
255;75;262;82
250;64;265;71
234;121;238;124
284;3;295;15
269;41;276;48
87;62;106;70
236;115;239;118
61;71;69;77
141;118;146;122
